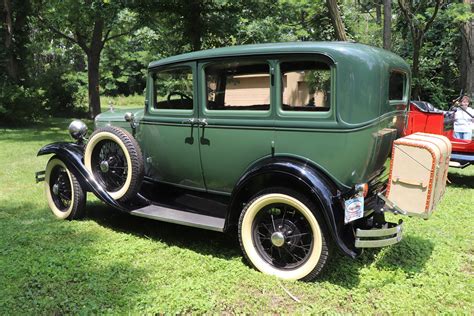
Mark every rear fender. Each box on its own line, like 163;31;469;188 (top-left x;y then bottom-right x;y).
37;142;126;211
227;156;357;258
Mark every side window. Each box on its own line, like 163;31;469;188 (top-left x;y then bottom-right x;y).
389;71;406;101
153;67;193;110
205;61;270;111
281;61;331;112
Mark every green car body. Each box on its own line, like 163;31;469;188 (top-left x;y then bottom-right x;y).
96;42;410;193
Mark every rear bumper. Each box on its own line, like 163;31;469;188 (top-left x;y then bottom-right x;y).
450;152;474;168
355;220;403;248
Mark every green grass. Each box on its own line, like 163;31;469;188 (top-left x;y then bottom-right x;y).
100;94;145;112
0;118;473;313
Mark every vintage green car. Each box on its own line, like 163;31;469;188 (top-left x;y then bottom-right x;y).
37;42;411;281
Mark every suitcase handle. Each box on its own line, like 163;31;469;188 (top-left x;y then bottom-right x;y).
393;176;427;189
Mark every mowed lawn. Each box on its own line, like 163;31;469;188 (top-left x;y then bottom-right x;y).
0;118;473;314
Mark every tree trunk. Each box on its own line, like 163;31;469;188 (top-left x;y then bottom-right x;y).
87;52;101;118
87;18;104;118
469;20;473;97
460;0;473;97
412;39;422;99
186;0;202;51
3;0;19;81
383;0;391;50
376;2;381;25
326;0;348;41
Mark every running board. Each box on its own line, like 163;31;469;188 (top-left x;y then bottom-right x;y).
130;204;225;232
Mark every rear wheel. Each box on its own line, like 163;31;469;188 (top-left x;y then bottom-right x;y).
84;126;143;202
45;157;86;220
238;187;331;281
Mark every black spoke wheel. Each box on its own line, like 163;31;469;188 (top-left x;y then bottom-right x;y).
90;139;128;192
49;165;72;210
85;126;144;202
238;187;331;281
45;157;86;220
252;203;314;270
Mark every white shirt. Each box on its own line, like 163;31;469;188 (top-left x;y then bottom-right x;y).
454;107;474;133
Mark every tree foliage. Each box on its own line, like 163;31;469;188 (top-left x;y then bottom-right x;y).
0;0;471;124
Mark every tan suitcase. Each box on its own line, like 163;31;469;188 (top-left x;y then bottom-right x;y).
386;135;450;218
404;133;451;204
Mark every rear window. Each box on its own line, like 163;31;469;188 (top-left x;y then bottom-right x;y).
205;60;270;111
389;71;406;101
280;61;331;112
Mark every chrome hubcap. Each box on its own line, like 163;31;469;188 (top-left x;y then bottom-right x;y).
52;183;59;195
100;160;109;173
271;231;285;247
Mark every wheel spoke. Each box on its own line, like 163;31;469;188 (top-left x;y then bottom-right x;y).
109;166;127;170
288;232;310;238
58;192;70;200
271;214;276;231
290;243;311;252
257;232;270;240
282;245;302;262
260;222;273;234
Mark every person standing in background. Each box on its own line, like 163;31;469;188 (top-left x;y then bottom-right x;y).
453;96;474;140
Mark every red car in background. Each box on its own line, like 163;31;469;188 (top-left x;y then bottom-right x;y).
404;101;474;168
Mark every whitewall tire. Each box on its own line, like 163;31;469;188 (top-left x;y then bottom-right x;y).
238;188;331;281
45;157;86;220
84;126;143;202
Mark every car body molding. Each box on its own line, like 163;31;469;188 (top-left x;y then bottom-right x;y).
229;156;357;258
37;142;127;211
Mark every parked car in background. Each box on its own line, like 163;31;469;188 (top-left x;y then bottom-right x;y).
405;100;473;168
37;42;447;281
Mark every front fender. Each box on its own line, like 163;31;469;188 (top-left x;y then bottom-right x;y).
37;142;126;211
228;157;357;258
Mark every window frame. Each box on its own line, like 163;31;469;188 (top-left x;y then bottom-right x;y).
148;62;197;117
201;58;274;118
388;69;409;104
276;55;335;119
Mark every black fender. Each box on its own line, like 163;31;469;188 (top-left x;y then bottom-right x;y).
37;142;128;212
227;156;357;258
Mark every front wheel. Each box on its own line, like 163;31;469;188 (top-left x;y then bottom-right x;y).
238;188;331;281
84;126;144;202
45;157;86;220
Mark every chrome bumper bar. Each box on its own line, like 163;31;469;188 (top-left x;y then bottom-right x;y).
35;170;45;183
355;219;403;248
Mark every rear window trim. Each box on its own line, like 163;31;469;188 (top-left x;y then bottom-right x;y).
388;70;409;104
276;57;335;120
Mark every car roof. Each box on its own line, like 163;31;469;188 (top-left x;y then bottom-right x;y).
148;41;409;71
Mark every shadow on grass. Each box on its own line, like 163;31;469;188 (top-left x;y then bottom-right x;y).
85;201;241;261
447;172;474;189
84;201;434;288
320;235;433;288
374;235;434;274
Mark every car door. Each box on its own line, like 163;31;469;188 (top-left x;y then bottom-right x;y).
198;58;276;194
138;62;205;190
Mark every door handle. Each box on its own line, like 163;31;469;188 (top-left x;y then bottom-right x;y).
182;118;208;127
182;118;196;125
197;118;208;127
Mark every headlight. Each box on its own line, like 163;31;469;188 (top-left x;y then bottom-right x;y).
68;120;88;140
